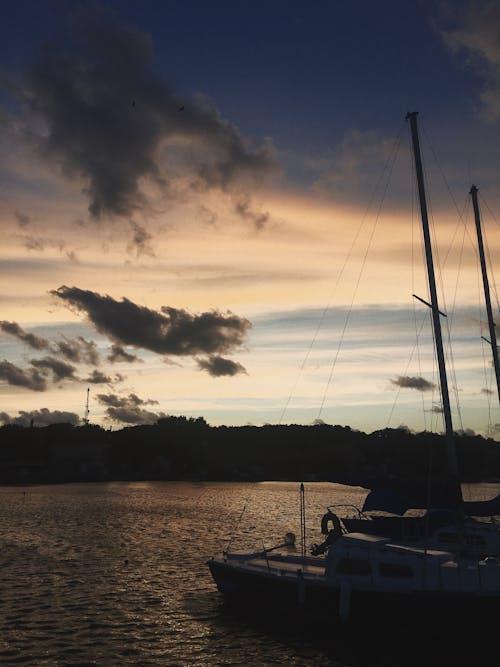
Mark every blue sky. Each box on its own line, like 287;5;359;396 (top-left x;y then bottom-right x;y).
1;0;500;434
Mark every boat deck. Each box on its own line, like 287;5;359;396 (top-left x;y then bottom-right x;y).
224;554;326;577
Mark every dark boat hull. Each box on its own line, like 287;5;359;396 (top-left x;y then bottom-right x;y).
207;557;500;626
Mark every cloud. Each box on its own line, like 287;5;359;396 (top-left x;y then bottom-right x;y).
196;355;247;377
97;392;158;407
0;321;100;365
51;285;251;357
30;356;77;382
441;2;500;122
107;344;142;363
234;197;270;230
127;222;155;257
0;320;50;350
0;408;80;426
14;211;32;227
312;129;403;203
21;7;277;219
53;336;100;365
390;375;437;392
84;370;119;384
20;235;79;261
0;360;47;391
96;392;164;424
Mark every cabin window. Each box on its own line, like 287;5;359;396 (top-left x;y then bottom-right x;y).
379;562;413;578
336;557;371;575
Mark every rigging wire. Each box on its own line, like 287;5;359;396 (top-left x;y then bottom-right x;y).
480;193;500;316
279;121;406;424
387;136;428;430
316;127;404;420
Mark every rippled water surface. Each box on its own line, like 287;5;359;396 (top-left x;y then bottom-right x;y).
1;480;500;666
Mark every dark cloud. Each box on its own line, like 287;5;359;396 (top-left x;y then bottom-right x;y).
196;355;247;377
96;392;164;424
97;392;158;408
0;408;80;426
105;406;166;425
83;370;125;384
0;321;99;365
0;320;50;350
128;222;155;257
441;2;500;123
21;235;78;261
234;197;270;230
107;344;142;363
30;356;77;382
198;205;218;226
14;211;32;227
22;8;277;219
0;361;47;391
51;286;251;357
84;370;112;384
53;336;100;364
390;375;437;392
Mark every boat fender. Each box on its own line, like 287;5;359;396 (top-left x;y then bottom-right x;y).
320;511;343;538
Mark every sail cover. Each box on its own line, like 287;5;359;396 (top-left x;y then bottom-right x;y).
360;480;500;517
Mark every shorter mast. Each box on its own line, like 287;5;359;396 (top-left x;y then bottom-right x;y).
470;185;500;406
406;112;462;506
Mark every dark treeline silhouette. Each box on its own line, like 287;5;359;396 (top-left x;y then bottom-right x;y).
2;417;500;485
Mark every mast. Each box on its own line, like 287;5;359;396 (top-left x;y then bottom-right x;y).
470;185;500;405
406;112;462;504
83;387;90;425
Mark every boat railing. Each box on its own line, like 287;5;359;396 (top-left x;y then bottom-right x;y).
327;504;365;520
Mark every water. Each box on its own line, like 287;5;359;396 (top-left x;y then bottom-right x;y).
1;480;500;666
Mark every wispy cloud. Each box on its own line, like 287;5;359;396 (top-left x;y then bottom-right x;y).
30;356;78;382
54;336;100;365
107;344;142;364
0;320;50;350
441;1;500;122
0;360;47;391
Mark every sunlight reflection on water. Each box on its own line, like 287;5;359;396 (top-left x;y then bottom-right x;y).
0;481;498;666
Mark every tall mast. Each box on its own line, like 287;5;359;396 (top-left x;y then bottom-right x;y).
470;185;500;405
83;387;90;425
406;112;462;504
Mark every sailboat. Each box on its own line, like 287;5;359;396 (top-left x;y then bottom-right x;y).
338;183;500;541
207;112;500;622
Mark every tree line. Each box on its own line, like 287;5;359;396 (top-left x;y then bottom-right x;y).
1;417;500;485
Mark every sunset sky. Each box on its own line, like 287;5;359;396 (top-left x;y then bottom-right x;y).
2;0;500;436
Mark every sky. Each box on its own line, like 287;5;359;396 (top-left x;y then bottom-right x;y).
2;0;500;436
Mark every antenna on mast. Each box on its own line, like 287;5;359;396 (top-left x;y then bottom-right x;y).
83;387;90;425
